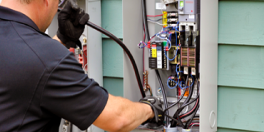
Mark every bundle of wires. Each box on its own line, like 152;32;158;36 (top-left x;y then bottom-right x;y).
170;80;200;128
141;0;170;127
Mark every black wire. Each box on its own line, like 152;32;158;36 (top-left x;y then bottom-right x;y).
179;94;199;112
164;87;187;113
177;78;194;124
179;81;200;119
183;81;200;129
164;113;182;125
141;0;169;127
155;70;169;127
179;94;199;119
185;104;200;129
86;21;146;98
171;77;194;127
142;0;150;40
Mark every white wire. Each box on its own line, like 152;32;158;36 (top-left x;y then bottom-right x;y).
147;20;165;26
190;123;200;129
83;64;87;70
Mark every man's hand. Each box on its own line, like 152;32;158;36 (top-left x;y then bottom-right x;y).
57;0;89;49
139;96;164;126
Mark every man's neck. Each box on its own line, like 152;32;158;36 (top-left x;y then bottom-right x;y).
0;0;43;31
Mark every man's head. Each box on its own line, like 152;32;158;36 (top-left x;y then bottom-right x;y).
0;0;59;32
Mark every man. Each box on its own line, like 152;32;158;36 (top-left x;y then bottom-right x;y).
0;0;163;131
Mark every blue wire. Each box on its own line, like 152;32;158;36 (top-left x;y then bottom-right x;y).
138;41;147;49
175;22;179;46
164;47;177;61
167;78;178;89
179;75;194;89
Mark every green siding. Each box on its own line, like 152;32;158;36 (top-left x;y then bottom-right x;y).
101;0;123;38
102;0;124;97
218;45;264;89
218;0;264;131
218;1;264;46
218;128;258;132
218;86;264;131
102;39;123;78
103;77;123;97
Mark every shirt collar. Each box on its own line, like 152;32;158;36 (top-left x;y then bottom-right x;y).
0;5;40;32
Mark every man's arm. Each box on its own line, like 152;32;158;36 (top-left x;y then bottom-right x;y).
53;35;65;46
93;94;154;132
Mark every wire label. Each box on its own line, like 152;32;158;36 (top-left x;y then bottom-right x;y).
189;14;195;19
156;3;166;10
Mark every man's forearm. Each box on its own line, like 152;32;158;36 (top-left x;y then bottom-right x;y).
93;94;154;132
117;96;154;132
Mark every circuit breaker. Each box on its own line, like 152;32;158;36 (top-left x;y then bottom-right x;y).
123;0;218;132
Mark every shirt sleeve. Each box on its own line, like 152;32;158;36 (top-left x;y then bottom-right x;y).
40;53;108;130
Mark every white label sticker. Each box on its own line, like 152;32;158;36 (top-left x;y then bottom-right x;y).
184;67;188;75
189;14;195;19
186;26;189;31
156;3;166;10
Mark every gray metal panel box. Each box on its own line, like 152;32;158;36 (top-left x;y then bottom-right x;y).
178;0;197;22
179;14;196;22
178;0;197;14
123;0;218;131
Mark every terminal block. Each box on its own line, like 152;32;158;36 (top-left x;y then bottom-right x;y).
149;41;169;70
167;11;178;27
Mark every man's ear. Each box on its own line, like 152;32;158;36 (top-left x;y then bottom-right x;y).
44;0;49;7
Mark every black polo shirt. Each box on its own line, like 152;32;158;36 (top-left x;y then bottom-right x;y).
0;6;108;132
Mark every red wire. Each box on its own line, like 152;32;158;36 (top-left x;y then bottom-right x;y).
143;25;146;85
189;123;200;126
143;33;145;72
147;14;163;17
189;123;200;129
180;98;199;118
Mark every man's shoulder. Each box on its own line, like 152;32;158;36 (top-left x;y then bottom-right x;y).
13;22;71;71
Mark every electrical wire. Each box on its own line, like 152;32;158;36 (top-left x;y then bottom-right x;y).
56;10;148;98
147;20;165;26
170;80;200;128
164;87;187;113
86;21;146;98
138;41;147;49
164;113;182;125
147;14;163;17
164;48;177;61
142;0;150;40
141;0;169;127
180;97;199;118
167;78;177;89
189;123;199;129
184;82;200;128
155;70;169;127
180;81;200;119
142;23;146;85
185;105;200;129
148;18;163;22
171;77;194;127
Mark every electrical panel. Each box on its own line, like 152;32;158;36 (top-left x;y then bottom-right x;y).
123;0;218;132
143;1;200;131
